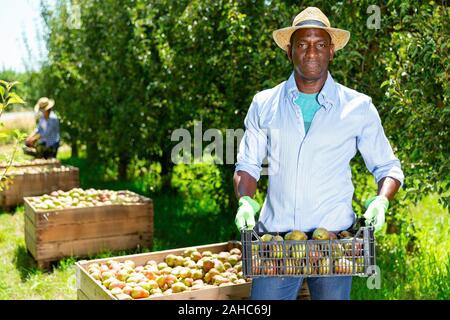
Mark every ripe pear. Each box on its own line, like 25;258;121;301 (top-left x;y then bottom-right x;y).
284;230;308;241
201;251;213;257
116;293;133;300
229;248;242;256
110;287;123;296
174;256;185;267
328;232;338;240
227;255;240;266
214;260;225;273
165;254;177;267
171;282;188;293
190;251;202;262
260;234;273;242
131;286;150;299
202;257;215;272
334;257;353;274
338;230;353;239
312;228;330;240
183;248;197;258
271;234;284;259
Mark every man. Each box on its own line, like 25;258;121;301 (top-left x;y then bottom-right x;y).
233;7;404;300
24;97;60;159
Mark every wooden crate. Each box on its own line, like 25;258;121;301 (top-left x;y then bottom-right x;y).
0;166;79;209
24;193;153;269
75;241;310;300
0;159;61;169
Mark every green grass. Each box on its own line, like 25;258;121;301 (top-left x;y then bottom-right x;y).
0;149;448;299
351;194;450;300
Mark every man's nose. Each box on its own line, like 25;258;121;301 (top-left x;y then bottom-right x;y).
305;45;319;59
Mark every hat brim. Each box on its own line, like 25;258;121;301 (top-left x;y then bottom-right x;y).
34;99;55;113
273;25;350;52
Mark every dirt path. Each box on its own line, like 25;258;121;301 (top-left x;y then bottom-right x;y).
1;111;35;131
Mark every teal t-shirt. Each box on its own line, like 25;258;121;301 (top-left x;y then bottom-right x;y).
294;92;321;134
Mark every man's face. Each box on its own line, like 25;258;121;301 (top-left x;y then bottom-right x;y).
287;28;334;81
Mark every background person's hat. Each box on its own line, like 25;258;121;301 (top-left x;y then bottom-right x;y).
34;97;55;113
272;7;350;52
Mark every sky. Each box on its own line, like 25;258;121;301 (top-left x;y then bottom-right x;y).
0;0;55;72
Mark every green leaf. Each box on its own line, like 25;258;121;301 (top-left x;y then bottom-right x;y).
6;81;19;91
6;93;25;106
380;80;390;88
0;86;4;98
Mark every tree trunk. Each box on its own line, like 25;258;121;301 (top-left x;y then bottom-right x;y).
160;145;174;191
118;155;129;181
71;139;78;158
86;140;98;162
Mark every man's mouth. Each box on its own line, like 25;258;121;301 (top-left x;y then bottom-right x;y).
304;61;320;66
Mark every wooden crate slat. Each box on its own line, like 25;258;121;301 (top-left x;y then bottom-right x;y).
32;233;153;262
1;166;80;208
26;202;152;227
77;289;90;300
34;216;152;242
77;266;115;300
0;159;61;169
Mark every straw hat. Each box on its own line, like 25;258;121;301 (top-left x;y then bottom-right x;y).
34;97;55;113
273;7;350;52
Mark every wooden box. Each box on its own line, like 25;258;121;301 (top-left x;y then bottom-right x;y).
24;192;153;269
0;158;61;169
75;241;310;300
0;165;79;209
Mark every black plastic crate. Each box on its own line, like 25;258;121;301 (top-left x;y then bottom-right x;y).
241;222;376;278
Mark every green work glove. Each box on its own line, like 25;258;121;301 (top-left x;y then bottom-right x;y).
235;196;261;231
363;195;389;232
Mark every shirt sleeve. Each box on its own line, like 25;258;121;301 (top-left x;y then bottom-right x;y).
357;101;405;187
36;119;43;135
235;96;268;182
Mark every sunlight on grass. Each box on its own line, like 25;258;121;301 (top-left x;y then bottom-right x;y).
351;194;450;300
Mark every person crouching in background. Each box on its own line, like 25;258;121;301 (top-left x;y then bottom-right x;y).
24;97;60;159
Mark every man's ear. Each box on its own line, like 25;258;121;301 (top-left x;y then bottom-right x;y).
329;43;335;62
286;44;293;63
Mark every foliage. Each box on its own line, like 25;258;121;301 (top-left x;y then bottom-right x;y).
0;80;26;191
38;0;449;233
0;70;44;111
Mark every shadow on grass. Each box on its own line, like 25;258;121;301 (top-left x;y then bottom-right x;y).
152;193;238;251
0;205;20;216
13;245;40;281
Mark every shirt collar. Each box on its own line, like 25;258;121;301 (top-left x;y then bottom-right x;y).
285;71;338;111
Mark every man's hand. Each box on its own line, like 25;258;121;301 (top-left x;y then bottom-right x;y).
363;195;389;232
25;136;35;147
235;196;261;231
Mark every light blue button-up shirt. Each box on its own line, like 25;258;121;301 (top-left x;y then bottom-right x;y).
35;112;60;147
235;71;404;233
